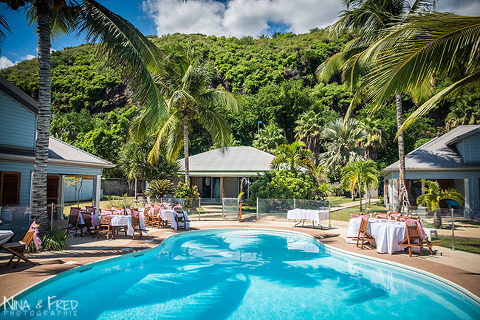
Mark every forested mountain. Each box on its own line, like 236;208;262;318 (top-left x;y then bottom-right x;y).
1;30;475;179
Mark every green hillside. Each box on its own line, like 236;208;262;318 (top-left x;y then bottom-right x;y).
2;30;475;179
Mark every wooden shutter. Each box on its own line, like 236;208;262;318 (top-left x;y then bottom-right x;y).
0;172;21;205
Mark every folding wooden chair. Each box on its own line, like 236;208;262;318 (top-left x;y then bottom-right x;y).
143;204;152;227
81;212;94;236
2;228;36;268
347;215;374;249
174;206;190;230
67;207;84;236
131;208;145;240
152;204;163;229
96;211;113;239
399;219;434;257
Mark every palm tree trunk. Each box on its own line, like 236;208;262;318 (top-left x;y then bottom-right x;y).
32;2;52;236
183;114;189;184
395;92;406;213
359;188;363;212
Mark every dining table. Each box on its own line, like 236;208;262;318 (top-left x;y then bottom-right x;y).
0;230;14;245
109;215;146;236
347;217;407;254
287;208;330;229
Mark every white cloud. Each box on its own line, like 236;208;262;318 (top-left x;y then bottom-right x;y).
142;0;343;37
435;0;480;16
0;56;16;69
25;54;36;60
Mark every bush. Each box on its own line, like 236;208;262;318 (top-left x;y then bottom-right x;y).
174;181;200;200
146;179;174;200
26;228;71;253
250;170;322;200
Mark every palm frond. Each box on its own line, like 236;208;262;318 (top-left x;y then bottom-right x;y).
148;110;182;164
196;106;233;148
0;13;11;48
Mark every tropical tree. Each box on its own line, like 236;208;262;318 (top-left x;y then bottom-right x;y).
132;47;239;184
363;13;480;135
316;0;435;211
341;160;379;211
0;0;164;235
416;179;465;229
358;117;385;161
319;118;365;176
252;123;287;154
145;179;175;200
270;141;314;173
294;111;324;164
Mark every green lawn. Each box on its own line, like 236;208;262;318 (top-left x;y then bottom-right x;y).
326;196;355;206
437;236;480;255
330;204;388;222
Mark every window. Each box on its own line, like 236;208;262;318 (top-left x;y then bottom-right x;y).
0;172;21;205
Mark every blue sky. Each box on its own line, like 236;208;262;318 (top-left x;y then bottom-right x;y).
1;0;479;69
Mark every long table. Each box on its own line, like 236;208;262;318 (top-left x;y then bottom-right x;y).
287;208;330;229
347;218;407;254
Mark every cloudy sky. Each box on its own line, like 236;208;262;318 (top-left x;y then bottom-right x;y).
1;0;479;69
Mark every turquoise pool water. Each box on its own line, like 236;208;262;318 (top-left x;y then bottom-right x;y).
2;229;479;319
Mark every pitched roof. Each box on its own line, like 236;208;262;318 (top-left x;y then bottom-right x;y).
383;125;480;173
0;75;38;114
178;146;274;177
48;137;114;168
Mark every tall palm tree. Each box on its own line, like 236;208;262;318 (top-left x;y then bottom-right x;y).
132;47;239;183
317;0;435;212
363;13;480;134
294;111;323;164
358;117;385;161
416;179;464;229
270;141;314;173
1;0;164;235
320;118;365;174
341;160;379;211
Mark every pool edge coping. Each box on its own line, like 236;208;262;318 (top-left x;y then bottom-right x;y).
1;227;479;310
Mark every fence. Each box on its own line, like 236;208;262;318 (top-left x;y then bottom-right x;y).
256;198;330;220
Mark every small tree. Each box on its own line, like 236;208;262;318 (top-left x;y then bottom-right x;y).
145;179;175;201
416;179;464;229
65;176;83;208
341;160;379;212
175;181;200;211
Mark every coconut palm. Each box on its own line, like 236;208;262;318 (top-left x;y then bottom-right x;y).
341;160;379;211
319;118;365;174
358;117;385;161
132;47;239;183
252;123;287;154
363;13;480;135
1;0;164;235
317;0;435;212
270;141;314;173
416;179;465;229
294;111;324;164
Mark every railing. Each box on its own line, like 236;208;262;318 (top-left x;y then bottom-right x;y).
222;198;239;220
0;206;31;240
256;198;330;220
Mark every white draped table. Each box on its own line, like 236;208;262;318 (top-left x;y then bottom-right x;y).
287;208;330;229
347;218;407;254
110;215;146;236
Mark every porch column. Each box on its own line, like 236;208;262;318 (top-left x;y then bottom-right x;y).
464;178;470;218
92;175;101;212
58;175;65;220
220;177;224;200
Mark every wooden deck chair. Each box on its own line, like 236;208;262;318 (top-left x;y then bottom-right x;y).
143;204;152;227
399;219;433;257
174;206;189;230
81;212;94;236
96;211;113;239
131;208;145;239
2;228;36;268
347;215;374;249
67;207;84;236
152;204;162;229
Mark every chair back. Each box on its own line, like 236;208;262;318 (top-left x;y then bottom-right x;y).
131;208;140;226
404;219;421;239
100;209;112;215
22;229;36;246
359;217;369;233
153;204;161;217
375;213;387;219
99;214;111;226
68;208;81;225
389;213;401;220
82;212;93;228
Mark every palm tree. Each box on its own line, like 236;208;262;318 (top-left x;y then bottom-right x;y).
252;123;287;154
294;111;323;164
416;179;464;229
270;141;314;173
341;160;379;211
358;117;385;161
363;13;480;134
319;118;365;174
1;0;164;235
132;47;239;183
317;0;435;212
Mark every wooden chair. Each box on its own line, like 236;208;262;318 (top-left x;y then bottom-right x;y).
347;216;374;249
174;206;189;230
81;212;95;236
67;207;84;236
96;211;113;239
2;228;36;268
375;213;387;219
389;212;402;220
399;219;434;257
131;208;145;240
143;204;152;227
152;204;162;229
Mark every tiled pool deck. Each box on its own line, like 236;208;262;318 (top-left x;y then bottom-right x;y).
1;220;479;301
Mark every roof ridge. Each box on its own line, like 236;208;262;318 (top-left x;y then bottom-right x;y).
49;136;112;165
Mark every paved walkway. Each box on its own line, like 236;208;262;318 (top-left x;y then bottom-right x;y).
0;219;479;302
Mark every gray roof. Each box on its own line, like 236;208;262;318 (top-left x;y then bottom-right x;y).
383;125;480;173
0;75;38;114
178;146;274;177
48;137;114;168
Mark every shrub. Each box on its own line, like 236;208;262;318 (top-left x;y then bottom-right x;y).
146;179;174;200
174;181;200;200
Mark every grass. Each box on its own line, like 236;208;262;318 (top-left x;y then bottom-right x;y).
330;204;388;222
63;196;140;217
437;236;480;255
326;196;354;206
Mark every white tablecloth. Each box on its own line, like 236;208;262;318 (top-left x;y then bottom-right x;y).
287;209;329;225
347;218;407;254
169;211;190;230
110;215;146;236
0;230;14;245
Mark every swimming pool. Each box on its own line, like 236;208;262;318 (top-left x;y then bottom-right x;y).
2;229;479;319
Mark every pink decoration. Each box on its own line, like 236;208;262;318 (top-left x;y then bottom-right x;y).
28;221;42;251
